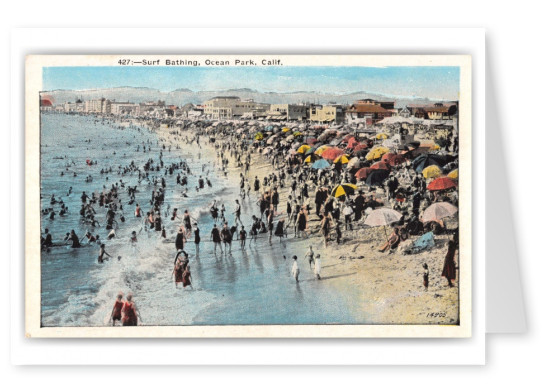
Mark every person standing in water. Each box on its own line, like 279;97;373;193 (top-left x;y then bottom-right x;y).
110;292;124;326
291;255;300;283
97;243;111;263
211;224;222;255
122;293;140;326
314;254;322;280
193;223;200;254
305;245;314;269
175;227;185;251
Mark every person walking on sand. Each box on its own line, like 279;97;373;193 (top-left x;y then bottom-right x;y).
122;293;141;326
291;255;300;283
314;254;322;280
110;292;124;326
233;199;243;226
442;240;458;287
423;263;429;291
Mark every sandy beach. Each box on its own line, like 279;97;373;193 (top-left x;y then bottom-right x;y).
156;121;460;325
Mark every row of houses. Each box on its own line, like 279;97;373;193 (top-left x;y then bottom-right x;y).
41;95;458;124
202;96;457;123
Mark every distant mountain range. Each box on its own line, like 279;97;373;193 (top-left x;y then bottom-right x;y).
43;87;447;108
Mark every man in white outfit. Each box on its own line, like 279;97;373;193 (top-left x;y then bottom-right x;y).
314;254;322;280
291;255;300;283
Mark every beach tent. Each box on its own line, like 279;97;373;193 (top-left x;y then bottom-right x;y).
422;165;442;179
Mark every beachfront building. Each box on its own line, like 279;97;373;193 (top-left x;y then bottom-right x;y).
203;96;270;120
84;98;108;113
62;99;85;113
267;104;308;121
346;99;395;125
406;102;458;120
110;101;140;116
308;104;344;124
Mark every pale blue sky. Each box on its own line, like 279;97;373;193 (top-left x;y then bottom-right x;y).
43;66;460;100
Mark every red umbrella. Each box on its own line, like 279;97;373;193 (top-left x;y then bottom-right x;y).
369;161;391;171
342;134;355;142
353;143;368;152
306;137;318;146
321;147;345;161
346;137;358;149
427;177;457;191
355;167;369;180
381;152;407;167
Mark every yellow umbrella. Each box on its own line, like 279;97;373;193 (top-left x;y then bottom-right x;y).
297;144;311;154
366;146;390;161
304;155;312;163
254;132;264;141
422;165;442;179
315;145;331;156
447;169;458;179
375;133;389;140
430;144;441;150
333;154;349;164
282;127;291;133
331;183;357;198
293;131;303;137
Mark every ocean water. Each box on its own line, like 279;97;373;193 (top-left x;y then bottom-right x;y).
40;113;360;327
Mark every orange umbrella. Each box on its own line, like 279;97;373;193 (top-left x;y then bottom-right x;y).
321;147;345;161
427;177;457;191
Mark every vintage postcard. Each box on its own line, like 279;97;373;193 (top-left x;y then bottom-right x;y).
25;55;471;338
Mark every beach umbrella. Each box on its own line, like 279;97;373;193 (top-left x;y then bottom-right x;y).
412;154;451;173
331;183;357;198
333;154;349;164
321;147;345;161
297;144;312;154
447;169;458;179
314;145;331;156
355;167;370;180
369;161;391;171
346;137;359;149
304;154;320;164
353;143;368;152
282;127;291;133
312;159;331;170
430;144;441;150
305;146;316;156
254;132;264;141
363;207;402;239
365;169;390;187
427;177;457;191
422;202;458;222
366;146;390;161
381;152;407;167
422;165;442;179
347;156;360;169
375;133;389;140
293;131;303;137
305;137;318;146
